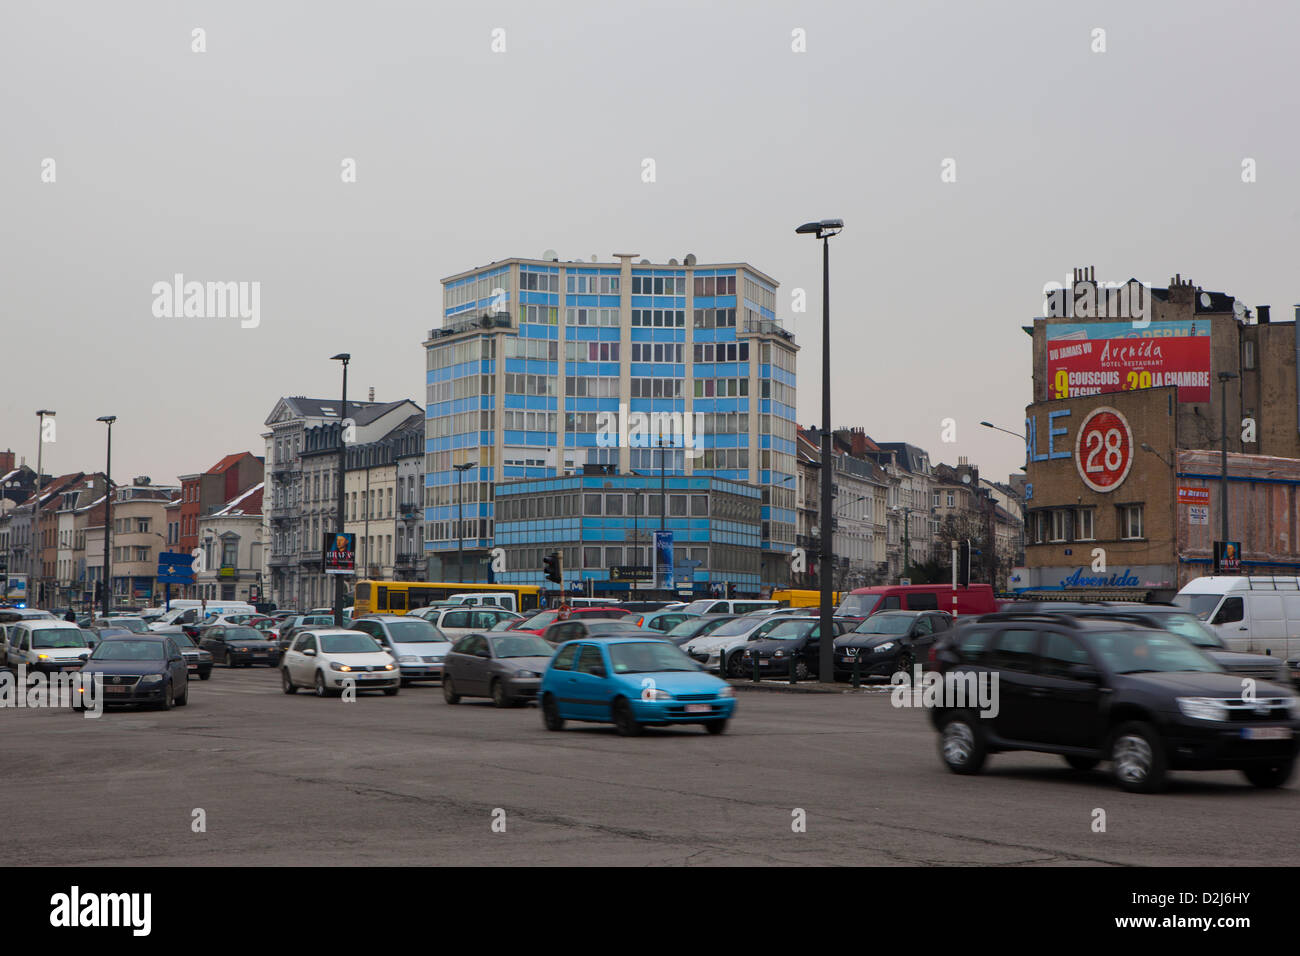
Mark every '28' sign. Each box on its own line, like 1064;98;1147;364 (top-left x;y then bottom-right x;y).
1074;406;1133;493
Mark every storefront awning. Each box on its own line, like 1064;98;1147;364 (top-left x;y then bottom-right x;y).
1015;589;1152;603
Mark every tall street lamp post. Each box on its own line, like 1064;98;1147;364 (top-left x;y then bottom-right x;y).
330;353;350;626
97;416;116;616
1218;371;1239;562
33;409;55;608
453;461;476;583
796;218;844;684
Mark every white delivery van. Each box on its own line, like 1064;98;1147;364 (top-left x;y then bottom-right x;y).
149;601;256;630
447;592;518;612
1173;576;1300;659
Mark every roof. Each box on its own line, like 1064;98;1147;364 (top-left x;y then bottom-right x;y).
272;396;416;426
212;482;264;517
206;452;258;475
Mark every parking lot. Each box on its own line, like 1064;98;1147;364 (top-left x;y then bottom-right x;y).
2;666;1294;866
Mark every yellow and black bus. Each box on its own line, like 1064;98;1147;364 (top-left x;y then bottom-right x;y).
771;588;842;609
353;581;543;617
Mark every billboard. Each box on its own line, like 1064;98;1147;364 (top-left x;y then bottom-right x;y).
653;531;674;589
1046;320;1211;403
323;532;356;575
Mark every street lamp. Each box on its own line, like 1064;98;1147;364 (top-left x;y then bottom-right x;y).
97;416;116;615
33;409;55;607
330;353;350;626
796;218;843;684
1218;371;1239;559
453;462;476;583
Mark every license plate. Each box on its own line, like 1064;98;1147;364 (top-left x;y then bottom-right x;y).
759;660;771;667
105;686;131;694
684;703;711;713
187;664;198;670
1242;727;1292;740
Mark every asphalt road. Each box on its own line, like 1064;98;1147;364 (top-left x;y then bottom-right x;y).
4;667;1297;866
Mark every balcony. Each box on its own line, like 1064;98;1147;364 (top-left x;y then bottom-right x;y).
299;550;322;567
268;554;292;569
398;501;422;522
395;552;422;569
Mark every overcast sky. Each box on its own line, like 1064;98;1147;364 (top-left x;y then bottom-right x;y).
4;0;1298;489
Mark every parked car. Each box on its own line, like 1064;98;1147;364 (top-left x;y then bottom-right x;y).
742;617;850;680
629;608;697;635
541;620;655;645
680;598;779;616
162;628;213;680
443;632;555;707
833;610;953;681
1174;576;1300;660
280;629;400;697
661;614;737;647
88;616;149;634
413;606;523;641
351;615;451;683
929;611;1300;792
540;637;736;735
77;634;190;710
5;619;95;673
512;606;631;637
619;601;684;614
997;602;1287;683
835;584;997;623
200;625;282;667
275;615;337;648
682;613;791;676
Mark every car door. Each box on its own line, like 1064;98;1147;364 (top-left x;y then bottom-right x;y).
1027;629;1105;749
441;609;473;639
567;644;611;719
1211;595;1247;650
986;627;1040;743
288;634;315;684
908;614;938;663
164;638;188;689
201;627;224;660
457;635;488;693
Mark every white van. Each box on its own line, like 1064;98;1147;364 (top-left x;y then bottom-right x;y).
447;593;518;612
149;601;256;630
1173;576;1300;659
680;598;780;617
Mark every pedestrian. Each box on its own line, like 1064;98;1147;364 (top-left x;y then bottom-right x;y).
64;608;76;622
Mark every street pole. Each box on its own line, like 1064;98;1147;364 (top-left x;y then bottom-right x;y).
902;508;910;582
457;465;463;583
33;410;54;608
330;353;350;627
98;416;116;617
1218;371;1237;565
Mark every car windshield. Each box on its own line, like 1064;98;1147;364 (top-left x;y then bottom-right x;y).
1154;613;1224;648
1089;630;1222;674
320;633;381;654
91;640;164;661
386;619;447;644
225;628;264;641
171;632;198;648
854;615;913;635
518;611;558;629
490;635;553;658
764;620;816;640
666;618;712;638
305;616;335;626
608;641;698;674
836;594;880;617
489;619;516;632
31;627;88;649
680;600;717;615
587;622;644;634
108;618;147;633
710;617;763;637
1172;594;1223;621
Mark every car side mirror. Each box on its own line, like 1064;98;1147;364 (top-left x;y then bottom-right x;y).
78;653;89;662
590;665;607;678
1067;663;1100;682
303;649;316;657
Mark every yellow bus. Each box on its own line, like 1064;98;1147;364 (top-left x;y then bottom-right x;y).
353;581;543;617
772;588;842;609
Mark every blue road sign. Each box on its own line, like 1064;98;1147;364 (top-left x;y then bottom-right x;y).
157;551;195;584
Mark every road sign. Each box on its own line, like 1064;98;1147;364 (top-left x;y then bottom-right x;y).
157;552;195;584
1074;406;1133;493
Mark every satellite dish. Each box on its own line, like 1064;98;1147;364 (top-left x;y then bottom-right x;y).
1200;292;1212;308
684;253;697;266
542;248;558;262
591;255;597;262
961;474;971;484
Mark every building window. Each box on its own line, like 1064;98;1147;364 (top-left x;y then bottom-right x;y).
1120;504;1144;540
1075;508;1095;541
946;492;955;508
1049;509;1067;543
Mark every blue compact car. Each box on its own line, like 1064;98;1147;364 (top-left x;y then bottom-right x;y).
539;636;737;735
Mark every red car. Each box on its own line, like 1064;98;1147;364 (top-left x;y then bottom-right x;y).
509;606;631;636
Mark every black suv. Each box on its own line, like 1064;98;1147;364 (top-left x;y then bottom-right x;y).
833;610;952;681
930;612;1300;792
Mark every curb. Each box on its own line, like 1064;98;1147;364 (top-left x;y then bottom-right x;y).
726;678;889;695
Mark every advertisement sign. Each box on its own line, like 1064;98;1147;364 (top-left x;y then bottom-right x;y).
609;565;652;582
1214;540;1241;573
653;531;674;589
1073;406;1134;493
1177;486;1211;505
1046;320;1211;403
1188;505;1209;525
323;532;356;575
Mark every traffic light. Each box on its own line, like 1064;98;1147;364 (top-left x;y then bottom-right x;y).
957;540;971;587
94;581;103;602
726;582;735;598
543;550;563;584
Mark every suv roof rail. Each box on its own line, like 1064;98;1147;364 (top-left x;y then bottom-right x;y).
974;611;1084;627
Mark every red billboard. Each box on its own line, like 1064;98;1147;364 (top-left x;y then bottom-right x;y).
1046;320;1211;403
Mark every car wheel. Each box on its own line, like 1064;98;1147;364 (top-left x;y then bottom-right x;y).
282;668;298;694
726;652;747;678
1064;755;1100;771
175;681;188;706
443;676;461;704
939;712;986;774
1242;760;1295;788
1109;721;1168;793
383;685;400;696
704;719;728;735
314;671;331;698
612;698;642;737
792;659;810;682
228;655;239;669
893;651;914;680
491;679;511;708
159;680;173;711
199;670;210;681
542;693;565;730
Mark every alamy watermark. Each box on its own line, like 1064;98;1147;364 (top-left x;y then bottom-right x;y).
890;665;999;718
151;274;260;328
595;403;704;460
1;665;102;718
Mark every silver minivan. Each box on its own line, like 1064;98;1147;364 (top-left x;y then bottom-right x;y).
351;615;452;683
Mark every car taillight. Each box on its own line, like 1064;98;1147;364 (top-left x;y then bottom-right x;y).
636;616;644;626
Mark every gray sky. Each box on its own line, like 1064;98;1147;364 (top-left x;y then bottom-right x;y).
4;0;1298;488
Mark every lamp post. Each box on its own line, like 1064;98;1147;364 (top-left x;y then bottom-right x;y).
330;353;350;626
1218;371;1239;563
981;420;1030;578
33;409;55;607
96;416;116;615
796;217;843;683
453;462;475;583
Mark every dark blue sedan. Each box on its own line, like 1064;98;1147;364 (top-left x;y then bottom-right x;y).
77;635;190;710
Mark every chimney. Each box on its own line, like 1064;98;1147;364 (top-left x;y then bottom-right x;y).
1258;305;1271;324
368;387;375;402
0;450;13;473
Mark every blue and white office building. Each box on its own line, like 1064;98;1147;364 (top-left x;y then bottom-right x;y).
423;253;798;588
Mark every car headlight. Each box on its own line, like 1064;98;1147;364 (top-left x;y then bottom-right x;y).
330;662;353;672
1284;696;1300;715
717;685;735;698
773;649;785;657
236;647;250;653
872;642;896;653
1176;697;1231;721
37;653;49;660
515;670;538;678
383;663;396;671
642;688;673;700
398;655;421;663
138;674;164;685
